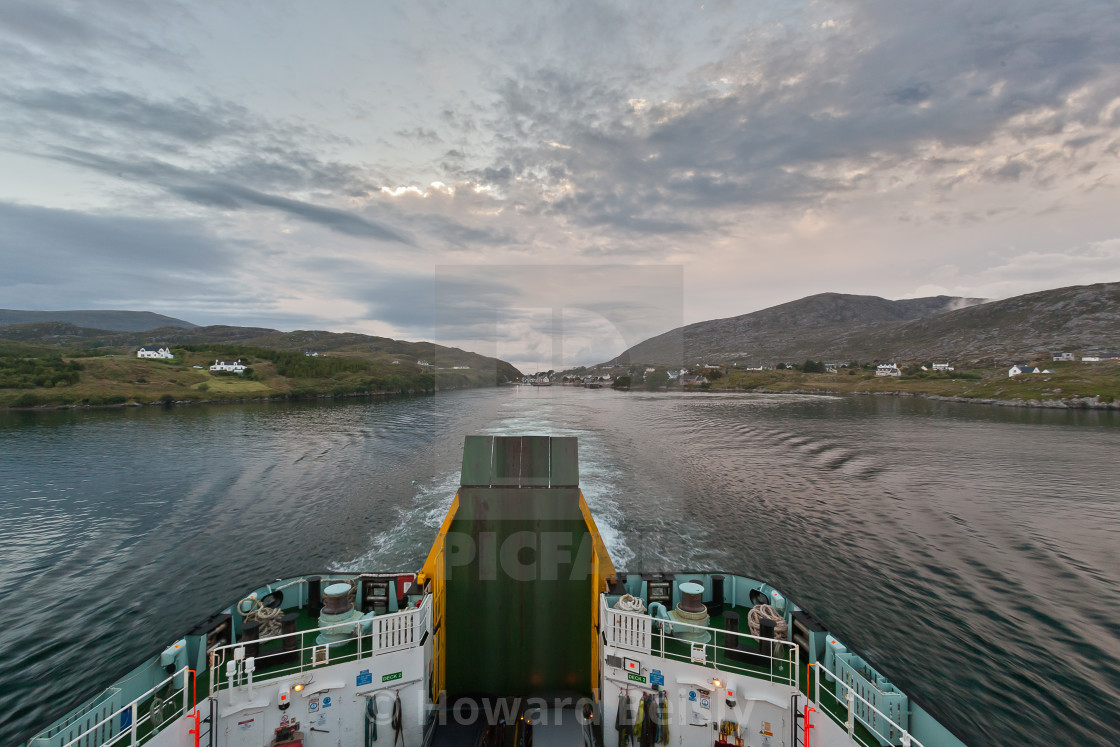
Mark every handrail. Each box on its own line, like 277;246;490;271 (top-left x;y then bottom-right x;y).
601;599;800;691
53;666;193;747
812;662;924;747
211;596;430;656
209;597;430;697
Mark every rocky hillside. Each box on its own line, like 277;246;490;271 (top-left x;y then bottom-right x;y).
607;282;1120;366
0;309;196;331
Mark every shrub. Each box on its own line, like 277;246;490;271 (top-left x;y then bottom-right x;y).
13;392;42;407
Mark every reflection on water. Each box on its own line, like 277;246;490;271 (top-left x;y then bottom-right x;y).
1;389;1117;746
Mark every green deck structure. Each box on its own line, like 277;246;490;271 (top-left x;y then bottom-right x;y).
443;435;595;698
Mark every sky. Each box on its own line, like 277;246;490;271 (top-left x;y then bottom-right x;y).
1;0;1119;370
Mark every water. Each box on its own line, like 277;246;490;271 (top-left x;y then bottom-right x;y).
1;388;1118;746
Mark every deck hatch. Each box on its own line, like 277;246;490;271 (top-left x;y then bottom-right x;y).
519;435;551;486
491;436;523;485
460;435;494;486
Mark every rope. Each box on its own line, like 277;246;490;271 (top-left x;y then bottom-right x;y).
657;690;669;745
365;696;378;746
236;579;310;638
391;691;403;747
614;594;647;613
148;690;174;733
616;692;633;747
237;595;284;637
747;604;788;639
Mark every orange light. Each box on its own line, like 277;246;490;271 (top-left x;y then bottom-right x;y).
293;684;305;692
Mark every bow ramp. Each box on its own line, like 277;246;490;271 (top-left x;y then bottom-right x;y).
421;434;616;700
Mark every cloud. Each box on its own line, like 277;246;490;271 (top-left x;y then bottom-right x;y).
46;149;413;244
0;200;241;307
0;0;1118;368
1;88;250;144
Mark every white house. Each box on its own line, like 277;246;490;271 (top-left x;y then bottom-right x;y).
210;359;246;374
679;375;710;386
1082;356;1101;362
932;363;954;371
137;345;172;359
875;363;902;377
1052;352;1075;362
1008;364;1039;377
416;359;431;367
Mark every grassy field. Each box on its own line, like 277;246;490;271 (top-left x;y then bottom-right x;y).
0;344;501;409
709;361;1120;404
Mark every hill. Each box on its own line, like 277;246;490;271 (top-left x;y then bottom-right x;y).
0;309;197;331
606;282;1120;366
608;292;985;365
0;323;521;408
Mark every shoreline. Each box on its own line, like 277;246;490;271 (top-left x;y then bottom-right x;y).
0;387;454;413
6;384;1118;413
704;386;1120;410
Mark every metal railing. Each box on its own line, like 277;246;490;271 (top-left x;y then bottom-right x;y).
601;599;800;690
812;662;924;747
40;667;196;747
209;596;430;696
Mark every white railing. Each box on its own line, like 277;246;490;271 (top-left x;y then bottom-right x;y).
601;598;800;690
46;667;195;747
813;662;925;747
602;597;651;652
209;597;430;696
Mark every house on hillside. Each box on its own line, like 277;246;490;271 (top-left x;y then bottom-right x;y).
1082;355;1100;362
875;363;902;377
679;375;709;386
210;360;246;374
417;359;431;367
932;363;954;371
1052;352;1075;362
137;345;172;359
1008;364;1039;377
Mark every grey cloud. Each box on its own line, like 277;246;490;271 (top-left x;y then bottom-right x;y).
465;0;1120;236
2;88;249;144
0;0;183;67
0;200;240;306
0;2;110;47
47;149;412;244
396;127;442;143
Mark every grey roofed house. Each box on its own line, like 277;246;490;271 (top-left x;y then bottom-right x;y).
679;375;710;385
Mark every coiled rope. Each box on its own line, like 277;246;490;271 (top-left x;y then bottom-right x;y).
614;594;647;613
236;578;309;637
238;596;285;637
747;604;788;639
